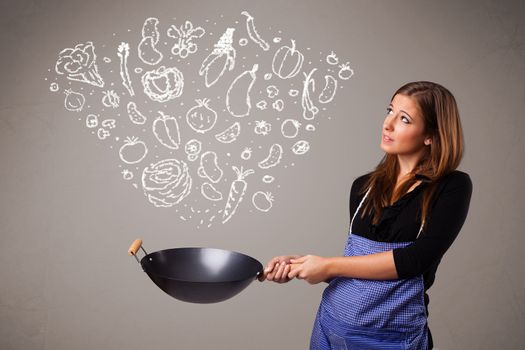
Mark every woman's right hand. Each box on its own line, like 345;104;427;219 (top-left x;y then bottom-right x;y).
259;255;302;283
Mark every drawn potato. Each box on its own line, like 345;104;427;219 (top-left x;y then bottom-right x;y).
198;151;223;183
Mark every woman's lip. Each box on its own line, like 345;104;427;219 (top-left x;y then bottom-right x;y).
383;134;394;142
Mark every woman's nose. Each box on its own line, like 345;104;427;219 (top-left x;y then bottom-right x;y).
383;116;393;131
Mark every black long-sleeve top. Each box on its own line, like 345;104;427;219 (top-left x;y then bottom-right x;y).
349;170;473;293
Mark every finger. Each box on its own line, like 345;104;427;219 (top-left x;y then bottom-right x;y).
288;265;301;279
290;255;307;264
279;264;291;283
264;258;280;273
274;262;286;281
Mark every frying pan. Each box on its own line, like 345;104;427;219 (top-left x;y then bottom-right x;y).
128;239;263;303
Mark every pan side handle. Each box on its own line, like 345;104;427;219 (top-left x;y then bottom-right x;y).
128;239;143;256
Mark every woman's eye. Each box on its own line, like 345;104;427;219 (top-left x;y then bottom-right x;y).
386;107;393;115
401;116;410;123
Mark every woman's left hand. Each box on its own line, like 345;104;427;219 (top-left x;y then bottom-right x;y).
288;255;332;284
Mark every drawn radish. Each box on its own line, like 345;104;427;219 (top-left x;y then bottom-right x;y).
222;166;254;224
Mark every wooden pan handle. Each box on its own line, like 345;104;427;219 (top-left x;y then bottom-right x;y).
128;239;143;256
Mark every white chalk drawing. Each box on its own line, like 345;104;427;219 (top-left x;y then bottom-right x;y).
258;143;283;169
97;128;110;140
119;137;148;164
199;28;236;88
338;62;354;80
64;89;85;112
198;151;223;184
239;38;249;47
167;20;205;58
318;75;338;104
254;120;271;136
142;158;192;207
272;40;304;79
101;119;116;129
241;147;252;160
47;13;353;227
127;102;147;125
102;90;120;108
241;11;270;51
152;111;181;150
266;85;279;98
142;66;184;103
201;182;223;201
122;169;134;180
55;41;105;87
186;99;217;134
302;68;320;120
272;99;284;111
138;17;163;65
256;100;267;110
292;140;310;155
222;166;255;224
281;119;301;138
252;191;274;212
86;114;99;128
262;175;274;183
226;64;258;118
117;42;134;96
326;51;339;65
215;121;240;144
306;124;316;131
185;139;202;162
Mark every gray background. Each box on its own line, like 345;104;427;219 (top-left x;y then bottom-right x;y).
1;0;524;349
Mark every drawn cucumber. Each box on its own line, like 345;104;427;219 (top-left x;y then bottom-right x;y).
258;144;283;169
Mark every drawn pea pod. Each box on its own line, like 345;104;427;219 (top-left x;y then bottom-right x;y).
198;151;223;184
226;64;258;118
152;111;181;150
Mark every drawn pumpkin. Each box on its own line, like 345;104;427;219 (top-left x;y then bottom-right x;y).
271;40;304;79
142;66;184;103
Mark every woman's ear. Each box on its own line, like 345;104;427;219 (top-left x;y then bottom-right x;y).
424;138;432;146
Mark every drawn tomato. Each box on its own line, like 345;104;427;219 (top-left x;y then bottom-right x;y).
119;137;148;164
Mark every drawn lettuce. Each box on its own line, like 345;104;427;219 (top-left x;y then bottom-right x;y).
142;159;192;207
55;41;105;87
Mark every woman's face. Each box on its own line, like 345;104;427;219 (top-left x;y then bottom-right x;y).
380;94;430;156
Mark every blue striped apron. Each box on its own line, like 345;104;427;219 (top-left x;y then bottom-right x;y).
310;188;428;349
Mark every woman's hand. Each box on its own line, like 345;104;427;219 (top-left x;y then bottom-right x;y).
287;255;332;284
258;255;301;283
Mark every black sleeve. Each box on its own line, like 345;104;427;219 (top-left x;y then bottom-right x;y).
393;172;473;278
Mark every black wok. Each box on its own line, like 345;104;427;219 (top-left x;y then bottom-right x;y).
128;239;263;303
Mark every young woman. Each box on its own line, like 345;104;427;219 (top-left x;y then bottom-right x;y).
261;81;473;349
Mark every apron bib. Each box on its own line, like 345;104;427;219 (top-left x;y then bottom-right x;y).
311;188;428;350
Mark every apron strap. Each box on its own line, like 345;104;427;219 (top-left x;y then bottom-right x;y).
349;187;371;234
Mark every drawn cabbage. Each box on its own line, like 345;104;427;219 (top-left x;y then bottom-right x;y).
142;159;192;207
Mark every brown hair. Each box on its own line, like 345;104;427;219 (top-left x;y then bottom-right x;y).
360;81;464;231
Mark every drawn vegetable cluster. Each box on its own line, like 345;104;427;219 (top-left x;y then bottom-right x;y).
46;10;354;228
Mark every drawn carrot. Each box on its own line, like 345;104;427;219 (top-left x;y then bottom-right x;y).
222;166;255;224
